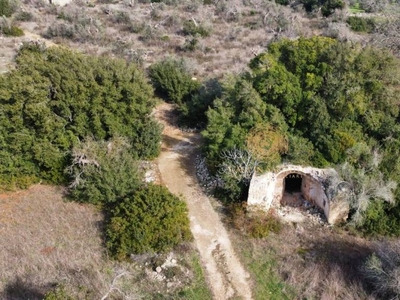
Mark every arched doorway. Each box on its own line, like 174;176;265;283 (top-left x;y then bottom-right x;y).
284;173;302;193
281;173;305;207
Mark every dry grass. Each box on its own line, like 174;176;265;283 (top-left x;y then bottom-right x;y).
229;218;380;300
0;185;208;299
271;225;377;299
0;184;122;298
1;0;321;79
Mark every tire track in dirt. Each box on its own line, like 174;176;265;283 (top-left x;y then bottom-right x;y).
154;103;253;300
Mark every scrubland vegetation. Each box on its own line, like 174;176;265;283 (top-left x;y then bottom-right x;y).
1;0;400;298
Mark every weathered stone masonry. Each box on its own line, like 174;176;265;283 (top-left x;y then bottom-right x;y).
247;165;350;225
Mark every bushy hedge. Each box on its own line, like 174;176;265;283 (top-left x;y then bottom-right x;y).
1;24;24;36
346;16;375;33
106;184;192;259
0;44;160;189
0;0;15;17
149;58;200;105
67;137;142;205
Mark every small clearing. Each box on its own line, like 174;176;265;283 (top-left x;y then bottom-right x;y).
154;102;253;300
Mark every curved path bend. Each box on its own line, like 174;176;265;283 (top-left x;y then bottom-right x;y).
154;103;253;300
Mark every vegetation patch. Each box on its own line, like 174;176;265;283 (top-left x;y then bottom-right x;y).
0;44;160;189
106;184;192;259
346;16;376;33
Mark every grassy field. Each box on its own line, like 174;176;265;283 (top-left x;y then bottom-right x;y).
229;220;379;300
0;185;211;299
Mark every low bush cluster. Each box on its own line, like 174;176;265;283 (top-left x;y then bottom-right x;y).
0;45;192;258
346;16;375;33
67;137;192;259
0;0;15;17
182;19;210;37
1;24;24;36
363;242;400;298
0;44;160;188
230;204;282;238
106;184;192;259
149;58;200;105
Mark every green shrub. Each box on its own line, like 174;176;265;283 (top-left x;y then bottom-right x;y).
149;58;200;105
0;0;14;17
182;19;210;37
182;37;200;52
300;0;344;16
363;244;400;298
2;25;24;36
15;11;34;22
275;0;290;5
230;204;282;238
0;46;160;189
346;16;375;33
247;213;282;238
179;78;222;127
43;285;74;300
106;184;192;259
67;137;143;205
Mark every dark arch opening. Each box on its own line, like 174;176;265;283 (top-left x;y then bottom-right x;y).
284;173;302;193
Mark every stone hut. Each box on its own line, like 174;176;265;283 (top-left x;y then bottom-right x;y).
247;164;350;225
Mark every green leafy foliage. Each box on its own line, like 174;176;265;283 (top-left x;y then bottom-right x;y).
346;16;376;33
202;77;267;168
231;204;282;238
106;184;192;259
0;0;14;17
182;19;210;37
196;36;400;234
67;137;142;205
43;285;74;300
149;58;200;105
0;45;160;189
1;24;24;36
300;0;344;16
179;78;222;127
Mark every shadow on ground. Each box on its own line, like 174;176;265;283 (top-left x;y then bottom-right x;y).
2;276;47;300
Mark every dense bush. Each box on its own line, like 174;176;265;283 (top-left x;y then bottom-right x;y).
300;0;344;16
15;11;34;22
182;19;210;37
149;58;200;105
230;204;282;238
106;184;192;259
0;44;160;189
0;0;15;17
66;137;143;205
179;78;222;127
346;16;375;33
363;243;400;298
1;24;24;36
199;37;400;233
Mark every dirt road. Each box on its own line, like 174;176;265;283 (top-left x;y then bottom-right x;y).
154;103;253;300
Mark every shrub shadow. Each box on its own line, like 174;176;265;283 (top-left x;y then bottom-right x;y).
2;276;47;300
305;234;375;293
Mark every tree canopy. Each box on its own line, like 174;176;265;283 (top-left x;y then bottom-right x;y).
199;37;400;234
0;43;161;188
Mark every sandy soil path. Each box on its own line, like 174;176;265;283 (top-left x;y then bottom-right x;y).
154;103;253;300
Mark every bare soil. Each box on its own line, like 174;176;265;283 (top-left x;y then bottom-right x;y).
154;102;253;300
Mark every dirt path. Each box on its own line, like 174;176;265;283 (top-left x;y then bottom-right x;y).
154;103;253;300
